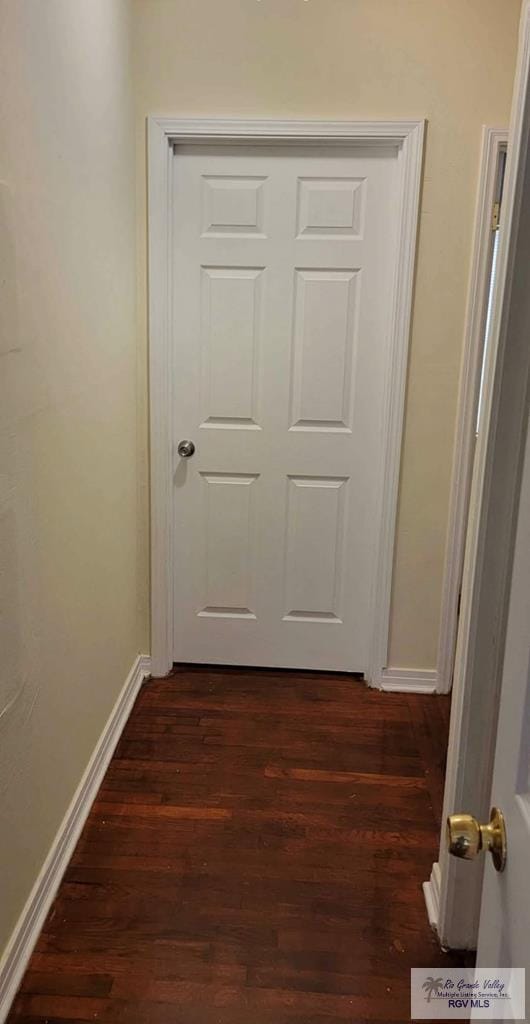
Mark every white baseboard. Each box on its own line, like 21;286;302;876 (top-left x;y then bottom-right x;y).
0;653;151;1024
379;667;438;693
423;860;442;935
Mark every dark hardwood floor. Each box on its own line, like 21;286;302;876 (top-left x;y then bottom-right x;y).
8;665;469;1023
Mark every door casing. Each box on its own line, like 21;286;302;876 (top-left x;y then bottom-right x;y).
147;118;424;680
435;126;507;696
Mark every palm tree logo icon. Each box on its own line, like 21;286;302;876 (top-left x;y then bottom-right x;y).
422;977;444;1002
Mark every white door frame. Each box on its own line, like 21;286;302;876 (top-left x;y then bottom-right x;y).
424;1;530;949
147;117;424;680
435;126;508;695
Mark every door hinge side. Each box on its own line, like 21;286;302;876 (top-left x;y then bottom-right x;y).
492;201;501;232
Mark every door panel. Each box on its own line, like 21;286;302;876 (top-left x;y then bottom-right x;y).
296;175;366;239
202;174;267;238
290;268;359;431
198;472;259;619
200;265;263;427
172;143;399;671
283;475;348;622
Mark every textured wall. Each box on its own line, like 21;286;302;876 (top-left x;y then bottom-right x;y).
133;0;520;669
0;0;138;956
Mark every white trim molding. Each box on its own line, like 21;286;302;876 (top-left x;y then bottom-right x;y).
380;667;438;694
0;654;151;1024
436;127;508;695
147;117;425;681
423;861;442;934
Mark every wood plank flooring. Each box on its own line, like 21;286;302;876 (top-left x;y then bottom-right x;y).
7;665;470;1023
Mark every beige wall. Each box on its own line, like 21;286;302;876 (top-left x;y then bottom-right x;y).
133;0;520;669
0;0;138;956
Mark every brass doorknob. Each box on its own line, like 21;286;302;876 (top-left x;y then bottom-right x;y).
447;806;506;872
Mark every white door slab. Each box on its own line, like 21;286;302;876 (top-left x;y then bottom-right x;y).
475;8;530;982
475;401;530;991
426;2;530;951
169;140;407;672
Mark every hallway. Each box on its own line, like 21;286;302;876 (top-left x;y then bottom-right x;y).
8;667;467;1023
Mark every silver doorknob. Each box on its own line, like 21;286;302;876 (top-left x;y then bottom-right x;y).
177;439;195;458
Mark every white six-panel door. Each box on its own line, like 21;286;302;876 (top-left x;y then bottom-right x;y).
172;143;400;672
